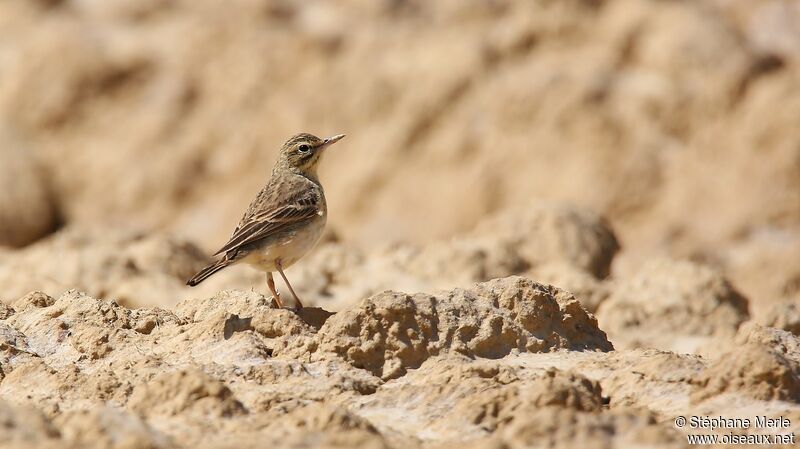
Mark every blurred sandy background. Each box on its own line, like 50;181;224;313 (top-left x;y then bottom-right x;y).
3;0;800;308
0;0;800;447
0;0;796;247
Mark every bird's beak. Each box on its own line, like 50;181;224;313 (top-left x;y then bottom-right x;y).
320;134;345;149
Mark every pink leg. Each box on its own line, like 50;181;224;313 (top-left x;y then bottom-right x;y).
266;272;284;308
275;259;303;310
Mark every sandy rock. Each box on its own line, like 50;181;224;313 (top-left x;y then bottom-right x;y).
0;358;132;414
0;400;171;449
0;399;61;448
456;368;604;433
0;134;57;249
597;259;749;353
470;205;620;279
315;276;612;379
242;416;392;449
174;289;322;361
598;349;705;414
519;368;604;411
293;203;619;313
400;204;619;283
220;359;382;415
0;303;14;320
692;325;800;403
494;407;688;449
530;262;611;313
0;291;227;411
128;369;246;418
347;353;607;443
762;300;800;335
12;291;55;312
350;348;727;448
398;239;529;290
5;290;178;362
1;283;798;448
54;407;172;449
263;403;382;441
717;229;800;317
175;289;277;323
0;228;209;308
0;286;392;447
256;432;391;449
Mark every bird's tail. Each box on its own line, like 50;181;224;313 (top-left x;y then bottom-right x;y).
186;259;230;286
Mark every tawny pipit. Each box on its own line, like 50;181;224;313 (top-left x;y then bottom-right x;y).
187;133;345;310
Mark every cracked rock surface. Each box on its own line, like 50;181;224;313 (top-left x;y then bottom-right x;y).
2;272;800;448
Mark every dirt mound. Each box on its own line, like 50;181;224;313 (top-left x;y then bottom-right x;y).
716;230;800;320
692;325;800;403
259;405;390;449
0;277;651;448
455;368;605;432
490;407;687;449
256;403;390;449
1;279;798;447
0;400;60;449
596;349;704;414
530;262;611;313
314;277;612;379
469;205;619;279
0;134;57;248
290;203;618;313
596;259;749;353
762;300;800;335
0;228;208;308
128;369;246;418
0;399;170;449
54;408;171;449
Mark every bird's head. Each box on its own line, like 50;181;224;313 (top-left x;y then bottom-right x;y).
278;133;345;176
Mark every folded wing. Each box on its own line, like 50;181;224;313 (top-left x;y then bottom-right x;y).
213;192;320;258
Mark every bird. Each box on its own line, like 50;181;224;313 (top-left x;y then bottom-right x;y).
186;133;345;310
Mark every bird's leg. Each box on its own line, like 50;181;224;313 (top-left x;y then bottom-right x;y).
266;272;284;308
275;259;303;310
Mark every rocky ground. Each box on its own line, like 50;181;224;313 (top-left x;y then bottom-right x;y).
2;0;800;448
2;206;799;448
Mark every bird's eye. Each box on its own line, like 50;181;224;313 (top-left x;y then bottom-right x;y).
298;144;311;153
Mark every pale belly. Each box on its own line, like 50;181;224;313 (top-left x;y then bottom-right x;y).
240;217;326;272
